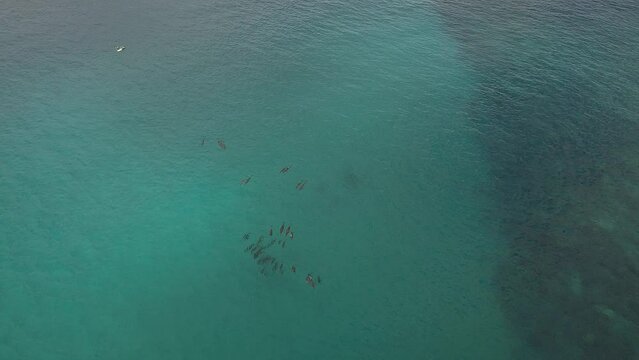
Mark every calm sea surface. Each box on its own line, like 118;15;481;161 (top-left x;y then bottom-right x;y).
1;0;638;359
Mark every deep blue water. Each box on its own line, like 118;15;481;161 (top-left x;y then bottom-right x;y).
1;0;638;359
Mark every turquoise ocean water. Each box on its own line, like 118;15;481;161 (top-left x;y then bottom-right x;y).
1;0;638;359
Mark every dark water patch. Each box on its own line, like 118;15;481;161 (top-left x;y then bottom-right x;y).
342;171;361;190
341;165;364;191
433;0;639;357
497;155;639;359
